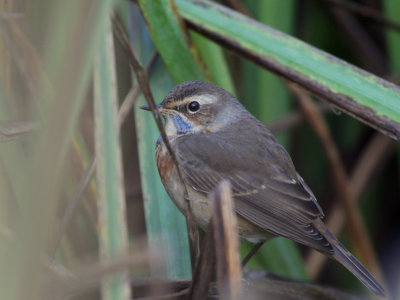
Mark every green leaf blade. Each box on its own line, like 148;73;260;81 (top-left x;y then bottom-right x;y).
94;18;131;300
176;0;400;139
129;3;193;279
138;0;207;83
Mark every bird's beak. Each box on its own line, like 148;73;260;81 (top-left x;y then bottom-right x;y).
140;104;161;111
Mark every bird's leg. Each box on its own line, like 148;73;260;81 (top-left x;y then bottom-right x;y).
241;242;264;267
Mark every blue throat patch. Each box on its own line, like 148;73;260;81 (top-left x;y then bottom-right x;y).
170;113;194;135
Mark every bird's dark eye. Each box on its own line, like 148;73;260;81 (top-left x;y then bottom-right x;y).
188;101;200;112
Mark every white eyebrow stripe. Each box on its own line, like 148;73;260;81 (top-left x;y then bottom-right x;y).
166;94;217;108
187;94;217;105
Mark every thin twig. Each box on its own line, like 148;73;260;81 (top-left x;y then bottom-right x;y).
0;18;51;104
241;242;264;267
188;217;216;300
0;121;38;142
118;52;159;127
224;0;250;16
112;18;200;264
130;278;191;290
50;51;158;257
131;278;191;300
43;255;75;280
306;133;396;277
50;157;97;256
134;288;189;300
322;1;386;75
267;103;330;134
288;84;386;286
321;0;400;33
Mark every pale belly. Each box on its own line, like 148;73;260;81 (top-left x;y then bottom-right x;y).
155;140;272;243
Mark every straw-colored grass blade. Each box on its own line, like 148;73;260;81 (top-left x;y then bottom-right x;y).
94;18;131;300
0;1;119;299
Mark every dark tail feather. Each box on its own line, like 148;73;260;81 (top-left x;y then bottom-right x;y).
327;231;386;297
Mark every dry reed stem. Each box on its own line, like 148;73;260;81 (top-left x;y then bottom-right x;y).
188;181;242;299
188;219;216;300
210;180;242;300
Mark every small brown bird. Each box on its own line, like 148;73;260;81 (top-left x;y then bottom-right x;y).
141;81;385;297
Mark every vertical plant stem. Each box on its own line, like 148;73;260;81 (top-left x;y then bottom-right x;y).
124;4;192;279
211;181;241;300
94;18;131;300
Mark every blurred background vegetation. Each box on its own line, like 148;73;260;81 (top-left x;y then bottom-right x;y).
0;0;399;299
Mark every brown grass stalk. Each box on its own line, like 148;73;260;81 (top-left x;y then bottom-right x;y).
112;17;201;266
288;84;387;287
305;132;396;278
210;180;241;300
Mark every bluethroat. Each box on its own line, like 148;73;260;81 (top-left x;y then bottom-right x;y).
141;81;385;297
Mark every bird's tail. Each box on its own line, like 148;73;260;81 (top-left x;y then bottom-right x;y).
324;229;386;297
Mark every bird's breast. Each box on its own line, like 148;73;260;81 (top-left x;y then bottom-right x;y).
155;138;175;181
155;136;272;243
155;137;189;216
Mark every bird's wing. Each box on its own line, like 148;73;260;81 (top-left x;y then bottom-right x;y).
174;121;333;253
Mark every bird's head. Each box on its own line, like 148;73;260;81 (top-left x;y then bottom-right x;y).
140;81;244;138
